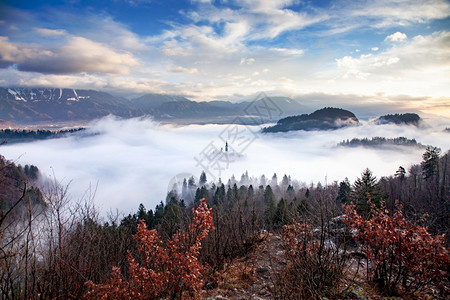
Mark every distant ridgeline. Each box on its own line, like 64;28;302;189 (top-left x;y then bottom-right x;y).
0;87;307;124
0;128;85;145
262;107;359;133
375;113;421;126
339;136;427;148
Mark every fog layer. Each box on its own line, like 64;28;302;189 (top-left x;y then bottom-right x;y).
2;116;449;215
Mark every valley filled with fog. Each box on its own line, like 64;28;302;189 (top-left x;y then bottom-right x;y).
1;116;449;215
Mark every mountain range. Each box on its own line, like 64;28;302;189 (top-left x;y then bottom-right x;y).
0;88;140;123
0;87;307;125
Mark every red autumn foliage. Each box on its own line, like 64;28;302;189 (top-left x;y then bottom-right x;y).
343;202;449;297
84;198;214;300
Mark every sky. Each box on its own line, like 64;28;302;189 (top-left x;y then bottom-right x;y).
2;116;449;215
0;0;449;116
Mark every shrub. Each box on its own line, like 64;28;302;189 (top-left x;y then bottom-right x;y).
343;202;449;297
85;198;214;300
275;221;347;299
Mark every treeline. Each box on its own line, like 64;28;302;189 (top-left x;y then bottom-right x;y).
0;147;448;299
0;128;85;144
339;136;426;148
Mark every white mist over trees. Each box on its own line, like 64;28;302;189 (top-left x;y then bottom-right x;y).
1;116;449;215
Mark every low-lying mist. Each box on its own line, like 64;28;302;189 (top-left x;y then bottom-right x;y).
2;115;449;215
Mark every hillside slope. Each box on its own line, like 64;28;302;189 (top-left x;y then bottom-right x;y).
263;107;359;133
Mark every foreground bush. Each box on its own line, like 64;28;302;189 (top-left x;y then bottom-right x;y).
275;221;347;299
343;203;449;297
85;198;214;300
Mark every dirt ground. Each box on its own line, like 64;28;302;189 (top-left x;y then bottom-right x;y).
204;233;286;300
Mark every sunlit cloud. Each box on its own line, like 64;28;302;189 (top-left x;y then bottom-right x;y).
0;35;139;75
170;66;198;74
385;32;408;42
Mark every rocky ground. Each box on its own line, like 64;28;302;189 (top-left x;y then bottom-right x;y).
204;233;285;300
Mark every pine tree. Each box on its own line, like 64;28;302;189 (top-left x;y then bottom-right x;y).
248;184;254;198
154;201;165;226
264;185;275;204
273;198;291;226
181;178;189;200
188;176;196;188
137;203;147;221
199;171;207;186
213;184;226;205
163;192;184;236
305;188;310;198
351;168;383;215
194;186;208;204
395;166;406;181
336;178;351;203
297;198;308;215
260;174;266;186
421;146;441;180
146;209;155;229
271;173;278;186
281;174;289;187
286;184;295;200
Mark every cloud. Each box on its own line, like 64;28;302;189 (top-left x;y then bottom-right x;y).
232;0;327;37
2;116;449;215
172;0;327;53
0;36;50;67
14;36;139;75
277;76;293;83
331;31;450;97
385;32;408;42
270;48;304;56
240;57;255;65
33;28;67;36
90;16;149;51
0;36;24;64
339;0;450;28
336;53;400;79
170;66;198;74
1;28;140;76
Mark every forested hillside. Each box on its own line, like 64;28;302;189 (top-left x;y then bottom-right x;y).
1;147;449;299
0;155;43;216
375;113;421;126
262;107;359;133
